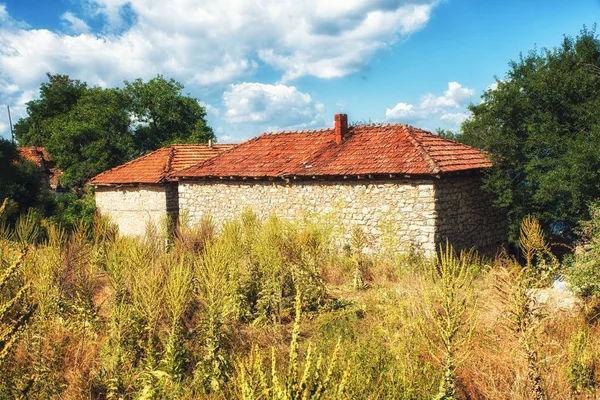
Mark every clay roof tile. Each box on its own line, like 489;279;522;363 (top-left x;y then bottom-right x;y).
89;143;236;185
175;124;491;179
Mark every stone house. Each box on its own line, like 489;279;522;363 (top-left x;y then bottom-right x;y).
89;143;235;235
172;114;507;255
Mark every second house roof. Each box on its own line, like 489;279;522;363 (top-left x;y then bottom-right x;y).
90;143;235;185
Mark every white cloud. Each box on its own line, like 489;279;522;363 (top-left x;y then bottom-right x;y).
440;111;470;125
61;12;91;34
0;81;19;95
257;2;436;81
223;82;324;129
0;87;34;138
487;82;499;91
0;0;439;91
218;134;236;143
386;81;475;125
0;0;440;138
198;101;220;118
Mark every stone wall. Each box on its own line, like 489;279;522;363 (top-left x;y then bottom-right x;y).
179;179;438;255
95;184;178;236
95;176;507;254
435;175;507;254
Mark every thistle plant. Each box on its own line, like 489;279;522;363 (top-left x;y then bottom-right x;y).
419;243;477;400
0;199;7;221
566;328;596;398
0;198;17;225
0;251;35;364
519;216;558;286
175;214;216;255
235;293;348;400
101;298;131;400
13;210;41;247
194;240;234;393
494;264;546;400
350;226;367;290
160;257;192;381
130;250;165;370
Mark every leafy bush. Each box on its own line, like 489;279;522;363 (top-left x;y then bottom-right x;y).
567;203;600;297
49;189;96;231
0;139;50;220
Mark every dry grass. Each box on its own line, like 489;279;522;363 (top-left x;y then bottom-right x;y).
0;213;598;399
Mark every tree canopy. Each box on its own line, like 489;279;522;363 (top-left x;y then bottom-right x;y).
124;76;214;153
0;139;46;214
460;27;600;244
14;74;215;188
14;74;88;147
46;88;134;188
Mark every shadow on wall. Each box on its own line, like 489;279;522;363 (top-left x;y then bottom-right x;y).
434;174;508;256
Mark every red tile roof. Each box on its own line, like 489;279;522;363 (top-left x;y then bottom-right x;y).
174;125;491;179
89;144;236;185
17;147;63;187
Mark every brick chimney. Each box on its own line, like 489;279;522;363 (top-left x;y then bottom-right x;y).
334;114;348;144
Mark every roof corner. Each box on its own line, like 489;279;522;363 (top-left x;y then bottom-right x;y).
404;126;441;174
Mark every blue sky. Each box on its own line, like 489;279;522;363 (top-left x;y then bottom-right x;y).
0;0;598;143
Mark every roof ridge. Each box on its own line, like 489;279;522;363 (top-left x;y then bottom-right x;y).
168;143;234;148
262;127;333;136
403;126;441;174
260;123;426;137
164;146;175;177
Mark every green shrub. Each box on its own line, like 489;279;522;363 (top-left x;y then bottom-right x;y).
567;203;600;297
49;190;96;231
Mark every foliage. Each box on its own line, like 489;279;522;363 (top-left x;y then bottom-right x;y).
124;75;215;154
48;189;97;231
0;212;598;399
566;202;600;297
460;26;600;244
45;87;134;187
435;128;459;140
0;139;48;215
14;73;88;147
13;73;215;188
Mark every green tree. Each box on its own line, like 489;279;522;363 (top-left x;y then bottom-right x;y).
14;74;88;146
0;139;46;214
13;73;215;188
435;128;460;140
46;87;134;187
124;75;215;154
461;27;600;244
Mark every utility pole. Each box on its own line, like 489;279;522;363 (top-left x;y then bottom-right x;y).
7;105;14;144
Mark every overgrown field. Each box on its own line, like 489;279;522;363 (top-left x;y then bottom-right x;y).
1;210;599;399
